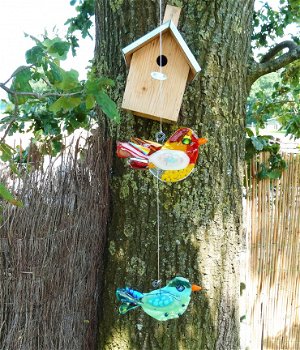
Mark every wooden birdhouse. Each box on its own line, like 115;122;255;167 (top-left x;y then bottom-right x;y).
121;5;201;123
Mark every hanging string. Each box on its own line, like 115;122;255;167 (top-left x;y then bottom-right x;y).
156;174;160;283
158;0;163;135
155;0;166;143
153;0;164;288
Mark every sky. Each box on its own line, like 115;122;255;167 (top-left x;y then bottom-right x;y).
0;1;298;146
0;0;94;95
0;1;298;99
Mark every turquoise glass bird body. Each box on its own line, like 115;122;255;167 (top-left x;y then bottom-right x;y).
116;277;201;321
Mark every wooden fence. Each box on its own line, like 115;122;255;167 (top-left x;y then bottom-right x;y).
0;133;110;350
245;153;300;350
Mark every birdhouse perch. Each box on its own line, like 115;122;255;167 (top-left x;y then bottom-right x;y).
121;5;201;123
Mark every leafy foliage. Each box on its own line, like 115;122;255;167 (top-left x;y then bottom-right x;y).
1;35;119;145
245;128;287;180
0;29;119;204
246;62;299;139
0;183;23;207
65;0;95;55
249;0;300;141
0;143;22;206
252;0;300;47
246;72;281;126
1;0;299;204
276;61;300;138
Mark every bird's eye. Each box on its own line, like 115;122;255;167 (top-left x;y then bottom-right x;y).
176;285;185;292
182;137;191;145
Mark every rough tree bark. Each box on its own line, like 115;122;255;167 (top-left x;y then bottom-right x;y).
94;1;254;349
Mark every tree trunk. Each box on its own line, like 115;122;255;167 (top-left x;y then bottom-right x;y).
94;1;254;349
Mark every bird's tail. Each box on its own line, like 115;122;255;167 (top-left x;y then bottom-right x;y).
116;142;149;169
116;142;149;159
118;303;139;314
116;287;144;315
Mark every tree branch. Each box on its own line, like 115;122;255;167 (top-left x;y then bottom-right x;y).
0;83;83;143
248;40;300;85
0;97;19;144
0;117;18;144
0;83;83;99
2;65;34;86
260;41;298;63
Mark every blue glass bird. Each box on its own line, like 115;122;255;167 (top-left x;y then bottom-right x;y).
116;276;202;321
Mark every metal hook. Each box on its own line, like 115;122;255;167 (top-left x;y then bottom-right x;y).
155;131;166;143
152;279;162;288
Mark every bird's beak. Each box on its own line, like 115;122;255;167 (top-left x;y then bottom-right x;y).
191;284;202;292
198;138;208;146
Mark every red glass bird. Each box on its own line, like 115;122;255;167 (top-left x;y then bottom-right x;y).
117;128;207;182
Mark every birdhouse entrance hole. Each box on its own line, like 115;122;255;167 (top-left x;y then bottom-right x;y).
156;55;168;67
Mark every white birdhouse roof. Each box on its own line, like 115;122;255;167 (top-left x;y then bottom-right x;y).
122;20;201;80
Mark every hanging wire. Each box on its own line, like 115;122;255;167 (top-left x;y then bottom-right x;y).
159;0;163;135
156;174;161;283
153;0;164;288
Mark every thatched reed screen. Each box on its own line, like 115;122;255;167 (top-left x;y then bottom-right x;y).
245;153;300;350
0;132;111;350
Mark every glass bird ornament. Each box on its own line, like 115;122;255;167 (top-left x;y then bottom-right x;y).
117;128;207;182
116;276;202;321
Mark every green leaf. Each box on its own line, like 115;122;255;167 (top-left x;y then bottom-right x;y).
245;139;257;161
31;71;42;81
85;79;99;94
94;91;120;122
85;78;115;94
0;183;23;207
49;41;70;58
51;140;63;155
268;169;282;179
0;183;14;201
84;77;119;119
68;35;79;56
43;37;70;60
25;46;45;66
46;62;64;84
49;96;82;113
9;163;20;176
14;66;32;82
9;67;33;104
257;164;268;180
65;0;95;40
245;127;254;137
0;143;14;162
85;95;95;109
54;69;80;91
270;143;280;154
251;136;265;151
